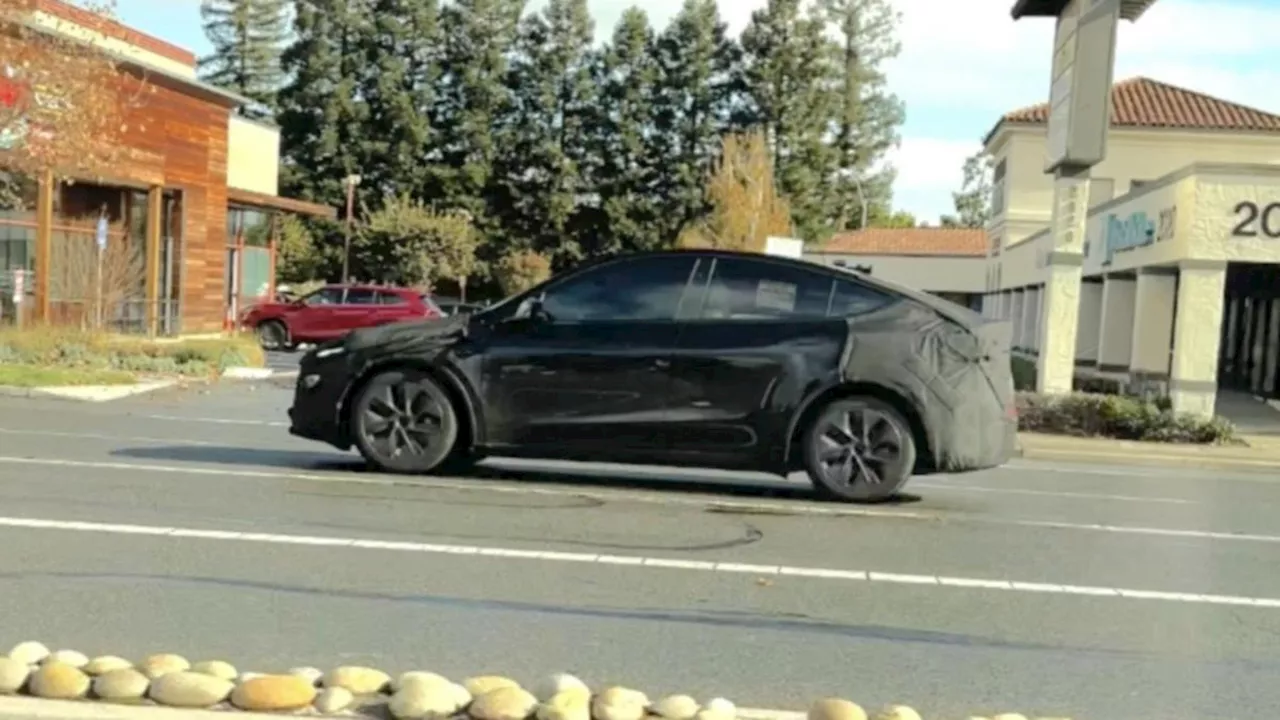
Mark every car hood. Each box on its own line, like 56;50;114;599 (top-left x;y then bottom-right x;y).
343;313;470;355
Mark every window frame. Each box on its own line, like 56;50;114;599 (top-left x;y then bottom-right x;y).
681;255;895;323
533;255;701;324
302;286;345;306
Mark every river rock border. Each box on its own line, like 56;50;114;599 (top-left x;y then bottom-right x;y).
0;641;1059;720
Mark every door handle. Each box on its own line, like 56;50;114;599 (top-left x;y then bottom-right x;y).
653;359;671;369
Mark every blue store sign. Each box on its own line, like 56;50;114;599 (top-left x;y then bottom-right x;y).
1100;207;1176;266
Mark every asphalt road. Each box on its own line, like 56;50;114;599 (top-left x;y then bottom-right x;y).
1;382;1279;719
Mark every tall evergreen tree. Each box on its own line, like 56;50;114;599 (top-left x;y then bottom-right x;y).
819;0;905;232
198;0;290;118
433;0;525;232
650;0;743;245
584;6;663;255
277;0;369;205
740;0;838;242
494;0;596;264
358;0;444;199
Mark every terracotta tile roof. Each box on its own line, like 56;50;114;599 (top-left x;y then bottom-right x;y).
992;77;1280;140
814;228;988;257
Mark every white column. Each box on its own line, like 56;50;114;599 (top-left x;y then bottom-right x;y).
1097;275;1136;372
1130;269;1177;379
1075;279;1104;364
1170;262;1227;417
1036;173;1090;393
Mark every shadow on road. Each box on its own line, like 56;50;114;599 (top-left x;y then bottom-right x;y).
109;444;923;507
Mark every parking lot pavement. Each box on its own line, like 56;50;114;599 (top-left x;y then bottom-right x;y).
0;387;1279;719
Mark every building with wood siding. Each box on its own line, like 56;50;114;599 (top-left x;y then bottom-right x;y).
0;0;335;335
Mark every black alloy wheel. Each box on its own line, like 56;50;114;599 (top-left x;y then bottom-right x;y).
352;368;459;474
802;396;916;503
256;320;288;351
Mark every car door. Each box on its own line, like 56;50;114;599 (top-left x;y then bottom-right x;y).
329;287;384;332
476;254;698;458
286;286;346;341
665;256;894;468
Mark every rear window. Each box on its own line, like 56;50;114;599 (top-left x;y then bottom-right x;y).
420;295;444;315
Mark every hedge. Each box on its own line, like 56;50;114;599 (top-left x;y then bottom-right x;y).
0;327;265;379
1016;391;1236;444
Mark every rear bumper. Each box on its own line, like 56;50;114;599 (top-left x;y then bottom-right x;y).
923;402;1019;475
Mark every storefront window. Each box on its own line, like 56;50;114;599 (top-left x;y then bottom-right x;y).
226;206;274;248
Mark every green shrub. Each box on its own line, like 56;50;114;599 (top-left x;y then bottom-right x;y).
1010;356;1036;391
0;327;265;378
1016;391;1236;444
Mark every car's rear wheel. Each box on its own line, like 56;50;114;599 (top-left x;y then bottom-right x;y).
352;368;459;474
802;396;916;503
256;320;289;351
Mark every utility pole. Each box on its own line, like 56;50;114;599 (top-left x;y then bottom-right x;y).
342;174;361;283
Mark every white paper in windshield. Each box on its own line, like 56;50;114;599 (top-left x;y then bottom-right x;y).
756;280;796;312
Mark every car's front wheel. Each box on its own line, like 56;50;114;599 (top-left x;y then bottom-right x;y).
351;368;459;474
802;396;917;503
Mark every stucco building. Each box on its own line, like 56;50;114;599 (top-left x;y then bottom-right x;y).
805;77;1280;417
0;0;334;335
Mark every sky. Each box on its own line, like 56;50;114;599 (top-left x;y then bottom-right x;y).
115;0;1280;225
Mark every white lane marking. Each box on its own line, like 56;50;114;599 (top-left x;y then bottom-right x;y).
3;454;1280;546
1;514;1278;610
911;481;1196;505
141;415;288;427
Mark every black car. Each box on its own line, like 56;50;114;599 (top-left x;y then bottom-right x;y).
288;250;1017;502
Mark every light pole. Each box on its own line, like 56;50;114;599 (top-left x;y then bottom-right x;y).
342;174;361;283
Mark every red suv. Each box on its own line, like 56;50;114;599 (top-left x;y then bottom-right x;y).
241;284;442;351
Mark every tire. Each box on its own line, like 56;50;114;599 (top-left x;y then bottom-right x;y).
256;320;289;351
351;368;460;474
801;396;917;503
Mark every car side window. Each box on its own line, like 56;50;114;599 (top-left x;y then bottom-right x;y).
304;287;344;305
541;256;696;322
344;288;378;305
829;278;893;317
378;291;407;305
700;257;832;320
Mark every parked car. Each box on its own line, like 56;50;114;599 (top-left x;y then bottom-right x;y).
241;284;443;351
286;250;1017;502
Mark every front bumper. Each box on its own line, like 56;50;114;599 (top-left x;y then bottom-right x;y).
287;354;354;451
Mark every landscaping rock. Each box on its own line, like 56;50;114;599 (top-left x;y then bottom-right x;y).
314;686;356;714
8;641;49;666
0;657;30;694
465;675;521;697
470;686;539;720
390;679;468;720
289;666;324;686
396;670;451;692
323;665;391;695
537;687;591;720
591;687;650;720
28;661;91;699
231;674;318;711
694;710;734;720
140;653;190;679
84;656;133;676
191;660;238;681
93;668;150;701
533;673;589;702
652;695;700;720
149;671;234;708
239;672;265;683
874;708;921;720
46;649;88;668
809;699;866;720
704;698;735;717
991;715;1029;720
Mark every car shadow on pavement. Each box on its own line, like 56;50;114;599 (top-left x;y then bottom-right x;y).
109;445;923;506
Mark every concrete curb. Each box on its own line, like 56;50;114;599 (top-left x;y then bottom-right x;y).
1020;445;1280;471
0;381;177;403
220;367;274;381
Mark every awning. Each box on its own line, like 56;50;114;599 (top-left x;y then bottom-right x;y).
228;187;337;219
1012;0;1159;20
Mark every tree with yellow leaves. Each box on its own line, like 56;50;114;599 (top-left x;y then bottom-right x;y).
0;0;134;208
676;130;795;252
